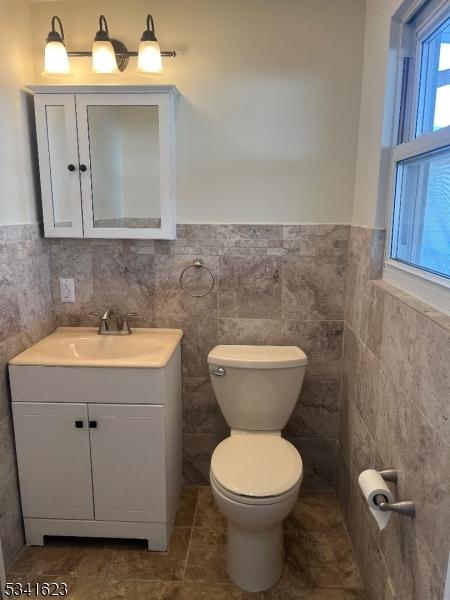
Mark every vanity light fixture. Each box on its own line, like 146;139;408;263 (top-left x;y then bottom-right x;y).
43;16;70;75
42;14;176;76
92;15;119;74
136;15;163;75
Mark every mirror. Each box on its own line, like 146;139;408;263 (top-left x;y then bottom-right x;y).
87;105;161;229
46;106;72;228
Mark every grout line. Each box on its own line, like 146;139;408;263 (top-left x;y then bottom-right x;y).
179;487;200;591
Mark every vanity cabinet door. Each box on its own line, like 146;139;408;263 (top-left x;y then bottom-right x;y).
12;402;94;520
34;94;84;238
88;404;166;523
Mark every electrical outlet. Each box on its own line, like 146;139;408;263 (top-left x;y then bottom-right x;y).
60;278;75;303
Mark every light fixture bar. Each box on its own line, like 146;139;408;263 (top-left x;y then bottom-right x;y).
67;50;176;57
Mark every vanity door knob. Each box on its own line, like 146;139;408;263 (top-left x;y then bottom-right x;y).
75;420;84;428
79;164;87;172
89;420;97;428
67;164;76;172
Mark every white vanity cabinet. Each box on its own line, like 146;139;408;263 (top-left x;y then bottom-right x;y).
12;403;166;524
9;336;182;551
28;85;178;240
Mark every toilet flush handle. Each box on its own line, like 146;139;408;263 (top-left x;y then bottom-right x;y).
210;367;226;377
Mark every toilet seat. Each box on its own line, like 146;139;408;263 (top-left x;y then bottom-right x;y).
210;435;302;503
210;470;301;506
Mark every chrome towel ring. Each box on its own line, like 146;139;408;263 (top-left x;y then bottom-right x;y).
179;258;215;297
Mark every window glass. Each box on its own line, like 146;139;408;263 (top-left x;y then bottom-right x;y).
391;145;450;278
417;20;450;134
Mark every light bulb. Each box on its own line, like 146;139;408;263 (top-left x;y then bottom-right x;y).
42;16;71;76
136;15;163;75
43;41;71;75
92;40;119;74
137;40;163;74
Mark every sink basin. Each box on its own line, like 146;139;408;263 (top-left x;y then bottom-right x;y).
9;327;183;368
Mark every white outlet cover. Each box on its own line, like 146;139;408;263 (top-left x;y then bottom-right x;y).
60;278;75;303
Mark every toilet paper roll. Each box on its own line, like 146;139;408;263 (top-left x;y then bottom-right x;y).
358;469;394;531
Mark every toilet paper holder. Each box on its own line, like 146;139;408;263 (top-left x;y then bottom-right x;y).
374;469;416;518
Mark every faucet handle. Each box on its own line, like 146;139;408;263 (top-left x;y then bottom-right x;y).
121;315;132;334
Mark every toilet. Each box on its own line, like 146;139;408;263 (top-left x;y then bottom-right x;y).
207;344;308;592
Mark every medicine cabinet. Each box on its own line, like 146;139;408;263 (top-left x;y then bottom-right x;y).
28;85;178;240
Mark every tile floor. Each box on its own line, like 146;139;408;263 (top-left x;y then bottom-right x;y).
7;487;366;599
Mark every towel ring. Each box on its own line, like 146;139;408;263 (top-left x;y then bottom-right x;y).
179;258;215;297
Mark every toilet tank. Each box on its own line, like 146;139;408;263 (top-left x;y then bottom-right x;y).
207;345;308;431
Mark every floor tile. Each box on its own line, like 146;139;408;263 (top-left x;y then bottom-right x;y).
343;592;367;600
97;579;181;599
184;528;229;584
264;586;346;599
9;538;117;578
331;525;364;591
111;528;190;581
285;491;343;531
175;486;199;527
6;487;366;599
194;486;227;529
181;582;261;598
281;528;342;588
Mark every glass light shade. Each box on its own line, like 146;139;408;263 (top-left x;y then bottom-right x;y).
136;40;163;74
92;40;119;74
43;41;70;75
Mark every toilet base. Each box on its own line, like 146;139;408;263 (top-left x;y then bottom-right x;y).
227;522;284;592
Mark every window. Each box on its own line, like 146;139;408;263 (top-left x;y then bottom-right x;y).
385;0;450;314
416;16;450;135
391;145;450;278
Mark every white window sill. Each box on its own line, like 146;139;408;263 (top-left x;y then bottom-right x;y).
382;260;450;316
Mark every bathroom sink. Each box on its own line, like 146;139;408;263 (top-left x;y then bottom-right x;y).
9;327;183;368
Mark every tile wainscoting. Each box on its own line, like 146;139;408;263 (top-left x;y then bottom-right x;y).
0;224;55;566
49;224;350;489
336;226;450;600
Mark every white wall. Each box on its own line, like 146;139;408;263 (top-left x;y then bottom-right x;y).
0;0;40;224
30;0;366;224
352;0;406;227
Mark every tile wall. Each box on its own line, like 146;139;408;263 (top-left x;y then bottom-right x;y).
336;226;450;600
0;224;54;566
49;224;350;489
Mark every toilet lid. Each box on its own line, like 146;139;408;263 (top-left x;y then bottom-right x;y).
210;435;302;497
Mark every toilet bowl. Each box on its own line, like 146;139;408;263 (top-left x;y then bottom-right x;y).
207;345;308;592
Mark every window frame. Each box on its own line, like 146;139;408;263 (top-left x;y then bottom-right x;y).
384;0;450;315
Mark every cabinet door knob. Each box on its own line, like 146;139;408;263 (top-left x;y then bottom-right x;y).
79;164;87;172
89;420;97;428
67;164;76;172
75;420;84;428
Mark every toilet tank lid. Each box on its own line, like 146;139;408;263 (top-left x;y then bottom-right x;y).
207;345;308;369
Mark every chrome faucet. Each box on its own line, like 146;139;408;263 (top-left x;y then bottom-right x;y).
93;309;132;336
